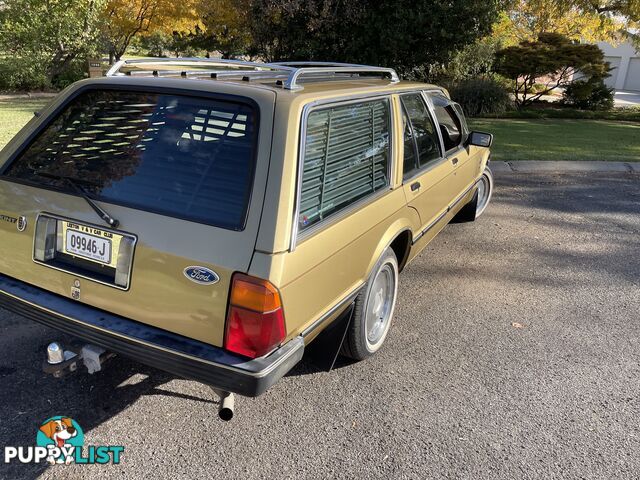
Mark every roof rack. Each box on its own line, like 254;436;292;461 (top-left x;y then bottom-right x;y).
105;58;400;90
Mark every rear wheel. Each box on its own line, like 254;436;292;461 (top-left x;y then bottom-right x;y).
341;248;399;361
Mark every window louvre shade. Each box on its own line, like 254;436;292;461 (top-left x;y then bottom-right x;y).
299;99;391;230
4;90;258;230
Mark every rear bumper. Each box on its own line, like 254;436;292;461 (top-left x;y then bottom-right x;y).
0;274;304;397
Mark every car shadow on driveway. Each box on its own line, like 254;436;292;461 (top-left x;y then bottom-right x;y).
0;319;224;479
0;313;334;479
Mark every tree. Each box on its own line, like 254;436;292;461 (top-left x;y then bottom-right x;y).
136;30;202;58
194;0;252;59
101;0;199;63
136;31;171;57
576;0;640;21
248;0;505;75
494;0;639;45
494;32;611;107
0;0;104;85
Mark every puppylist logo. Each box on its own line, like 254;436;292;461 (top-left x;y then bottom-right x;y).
4;416;124;465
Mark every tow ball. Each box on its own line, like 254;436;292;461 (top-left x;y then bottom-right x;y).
43;342;114;378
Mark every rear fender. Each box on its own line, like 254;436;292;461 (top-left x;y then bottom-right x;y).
364;219;414;280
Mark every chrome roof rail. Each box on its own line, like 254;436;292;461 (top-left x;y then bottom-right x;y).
105;58;400;90
271;61;369;67
277;66;400;90
106;57;289;77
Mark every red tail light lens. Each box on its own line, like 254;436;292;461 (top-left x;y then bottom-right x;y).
224;274;286;359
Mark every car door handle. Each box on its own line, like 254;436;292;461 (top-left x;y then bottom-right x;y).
411;182;421;191
451;157;459;166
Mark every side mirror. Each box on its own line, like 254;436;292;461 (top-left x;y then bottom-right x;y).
468;131;493;148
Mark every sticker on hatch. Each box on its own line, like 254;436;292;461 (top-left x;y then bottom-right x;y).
63;222;120;266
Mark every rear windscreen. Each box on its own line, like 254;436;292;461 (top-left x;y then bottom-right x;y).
2;90;258;230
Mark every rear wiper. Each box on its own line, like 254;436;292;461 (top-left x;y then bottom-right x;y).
33;170;120;229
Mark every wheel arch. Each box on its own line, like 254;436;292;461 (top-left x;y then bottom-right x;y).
365;220;414;279
389;230;412;272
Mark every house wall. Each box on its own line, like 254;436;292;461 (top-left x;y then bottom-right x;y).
598;41;640;92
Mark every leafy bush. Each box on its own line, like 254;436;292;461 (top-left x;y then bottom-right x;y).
0;56;87;92
51;59;88;90
562;79;614;110
442;37;500;81
0;57;49;91
448;78;512;117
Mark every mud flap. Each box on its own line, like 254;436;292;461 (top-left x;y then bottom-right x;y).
306;303;354;372
450;188;478;223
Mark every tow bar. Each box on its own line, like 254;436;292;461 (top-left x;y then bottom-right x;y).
43;341;237;421
43;342;115;378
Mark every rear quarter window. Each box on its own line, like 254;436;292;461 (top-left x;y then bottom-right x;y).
298;98;391;231
2;89;259;230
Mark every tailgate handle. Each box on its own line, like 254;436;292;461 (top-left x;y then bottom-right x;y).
410;182;421;192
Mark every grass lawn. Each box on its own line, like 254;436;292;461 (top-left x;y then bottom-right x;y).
469;118;640;162
0;98;51;149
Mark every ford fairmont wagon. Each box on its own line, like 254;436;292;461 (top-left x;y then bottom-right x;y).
0;59;493;419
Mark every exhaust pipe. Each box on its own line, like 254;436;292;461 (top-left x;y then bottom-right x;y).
212;388;235;421
218;391;235;421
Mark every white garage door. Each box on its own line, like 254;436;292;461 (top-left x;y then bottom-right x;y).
604;56;621;89
624;58;640;92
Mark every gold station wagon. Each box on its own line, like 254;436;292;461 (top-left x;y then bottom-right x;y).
0;59;493;419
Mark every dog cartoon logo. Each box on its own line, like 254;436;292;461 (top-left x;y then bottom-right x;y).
36;416;84;465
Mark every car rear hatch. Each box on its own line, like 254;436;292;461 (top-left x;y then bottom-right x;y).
0;79;276;347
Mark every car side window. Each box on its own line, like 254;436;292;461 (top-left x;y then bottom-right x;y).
400;93;441;180
431;94;465;152
298;98;391;231
401;104;418;180
453;103;469;138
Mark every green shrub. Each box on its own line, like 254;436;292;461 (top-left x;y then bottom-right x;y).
52;59;88;89
0;57;49;91
0;57;88;92
562;79;614;110
444;37;500;81
448;78;512;117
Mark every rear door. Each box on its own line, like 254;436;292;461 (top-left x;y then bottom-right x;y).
399;92;456;238
0;83;275;347
428;93;476;199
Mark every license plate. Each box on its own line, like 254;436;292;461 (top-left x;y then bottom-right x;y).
63;223;114;265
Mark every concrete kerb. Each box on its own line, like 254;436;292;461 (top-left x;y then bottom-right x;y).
490;160;640;174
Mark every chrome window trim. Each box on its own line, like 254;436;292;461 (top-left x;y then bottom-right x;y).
398;90;447;185
398;91;444;181
427;91;467;155
452;103;470;140
290;94;395;251
421;91;448;159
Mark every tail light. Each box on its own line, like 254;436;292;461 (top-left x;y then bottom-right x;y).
224;273;286;359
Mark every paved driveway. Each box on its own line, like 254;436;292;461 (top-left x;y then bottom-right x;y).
614;90;640;107
1;172;639;480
